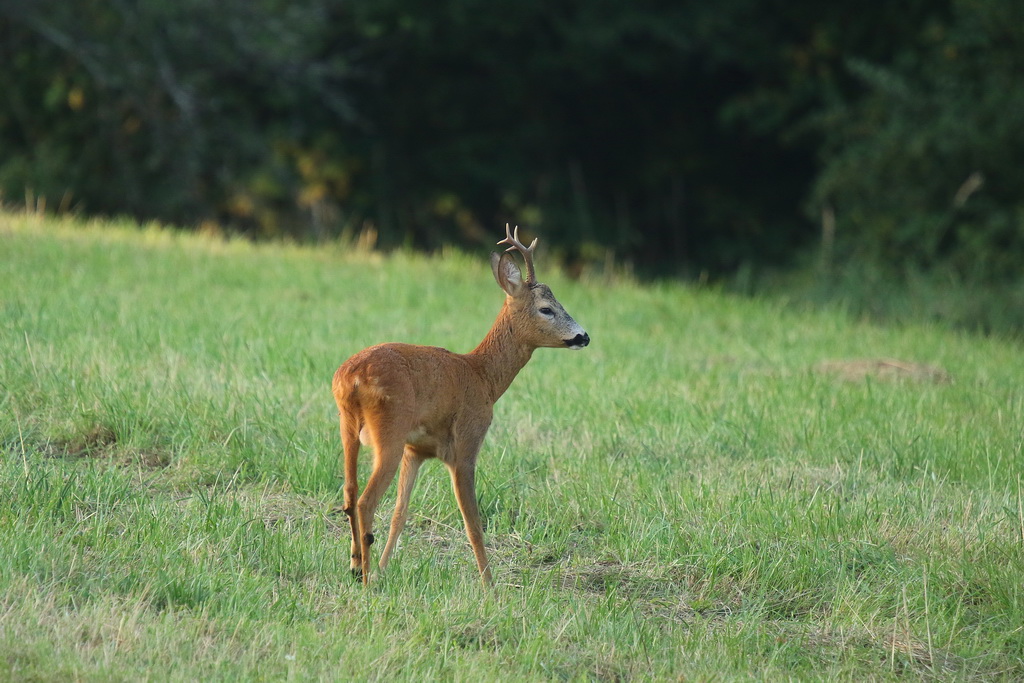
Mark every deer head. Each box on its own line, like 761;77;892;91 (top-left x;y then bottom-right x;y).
490;224;590;350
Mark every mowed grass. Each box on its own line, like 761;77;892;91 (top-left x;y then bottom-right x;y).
2;211;1023;681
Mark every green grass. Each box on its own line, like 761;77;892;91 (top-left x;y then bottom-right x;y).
2;210;1023;680
745;257;1024;340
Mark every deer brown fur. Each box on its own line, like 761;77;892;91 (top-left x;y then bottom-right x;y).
332;225;589;585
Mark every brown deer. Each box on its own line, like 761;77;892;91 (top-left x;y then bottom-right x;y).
332;224;590;585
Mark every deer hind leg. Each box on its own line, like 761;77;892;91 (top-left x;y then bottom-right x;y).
356;425;405;584
378;448;425;572
339;412;363;579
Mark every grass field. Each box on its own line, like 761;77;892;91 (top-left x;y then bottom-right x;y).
2;210;1023;681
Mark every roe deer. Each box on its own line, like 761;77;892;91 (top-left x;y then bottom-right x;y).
332;224;590;585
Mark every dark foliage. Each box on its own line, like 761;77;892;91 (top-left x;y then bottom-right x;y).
809;0;1024;280
1;0;1019;281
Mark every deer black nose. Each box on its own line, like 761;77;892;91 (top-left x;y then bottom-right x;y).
566;332;590;349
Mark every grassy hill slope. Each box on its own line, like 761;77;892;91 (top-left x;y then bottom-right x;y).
2;211;1023;680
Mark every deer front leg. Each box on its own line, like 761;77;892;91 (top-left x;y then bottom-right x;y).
448;460;493;586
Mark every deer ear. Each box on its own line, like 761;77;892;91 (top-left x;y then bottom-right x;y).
490;252;525;297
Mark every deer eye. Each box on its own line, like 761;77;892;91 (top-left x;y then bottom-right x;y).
539;307;554;316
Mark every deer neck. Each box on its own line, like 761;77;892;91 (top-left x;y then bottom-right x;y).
467;303;535;402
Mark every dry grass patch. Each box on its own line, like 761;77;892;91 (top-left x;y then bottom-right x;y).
816;358;951;383
42;423;172;470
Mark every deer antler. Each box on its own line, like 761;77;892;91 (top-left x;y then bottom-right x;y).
497;223;538;284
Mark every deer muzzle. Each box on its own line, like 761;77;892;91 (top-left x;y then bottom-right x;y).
565;332;590;349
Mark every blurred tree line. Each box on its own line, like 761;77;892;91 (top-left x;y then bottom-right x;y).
1;0;1021;279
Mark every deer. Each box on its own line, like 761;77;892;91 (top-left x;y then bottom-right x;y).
332;224;590;586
